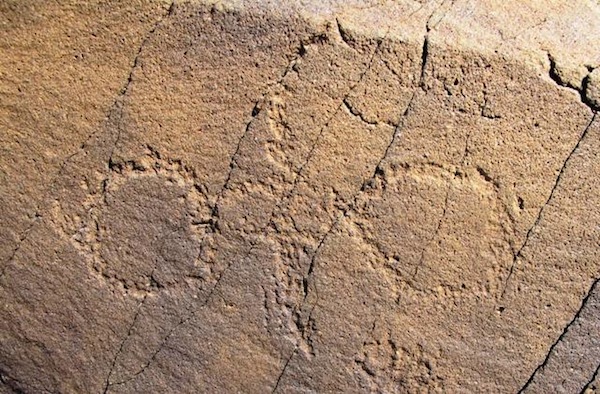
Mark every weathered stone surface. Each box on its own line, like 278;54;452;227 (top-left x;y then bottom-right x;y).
1;0;599;393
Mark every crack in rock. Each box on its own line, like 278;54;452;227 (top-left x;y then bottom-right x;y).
517;277;600;393
0;1;176;282
100;29;363;388
270;25;435;389
103;294;149;393
113;31;394;392
548;53;600;111
271;3;464;385
0;367;54;394
500;111;598;299
580;363;600;394
0;0;600;394
342;98;380;126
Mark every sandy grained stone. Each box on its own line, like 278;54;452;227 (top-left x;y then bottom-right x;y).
0;0;599;393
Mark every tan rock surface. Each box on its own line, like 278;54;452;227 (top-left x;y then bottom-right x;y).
1;0;599;393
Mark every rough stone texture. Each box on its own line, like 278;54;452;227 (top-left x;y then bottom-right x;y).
1;0;599;393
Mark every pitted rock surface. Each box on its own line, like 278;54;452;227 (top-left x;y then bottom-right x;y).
1;1;599;393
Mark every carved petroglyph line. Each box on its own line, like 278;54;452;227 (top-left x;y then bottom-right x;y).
0;2;176;281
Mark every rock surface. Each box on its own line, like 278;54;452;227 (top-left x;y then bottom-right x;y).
1;0;599;393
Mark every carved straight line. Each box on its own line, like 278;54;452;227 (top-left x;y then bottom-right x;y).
266;36;389;253
579;362;600;394
106;266;238;389
288;27;441;386
302;225;334;301
517;277;600;393
108;312;190;388
271;297;320;393
89;4;180;392
229;40;389;308
104;1;177;192
106;230;259;388
500;111;597;299
376;95;417;174
0;214;41;279
187;39;326;298
300;90;415;301
96;3;177;300
202;28;340;238
190;30;312;241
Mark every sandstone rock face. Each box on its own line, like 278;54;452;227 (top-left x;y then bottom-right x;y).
1;1;599;393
